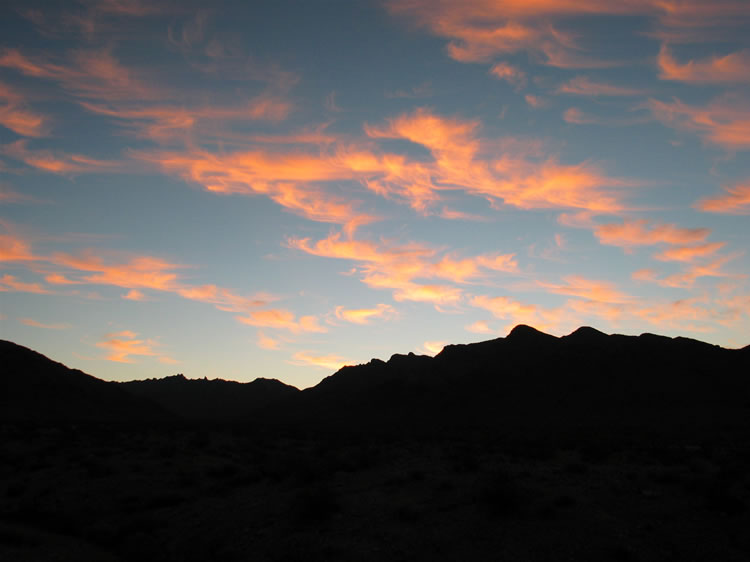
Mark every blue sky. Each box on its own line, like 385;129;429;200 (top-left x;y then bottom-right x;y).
1;0;749;388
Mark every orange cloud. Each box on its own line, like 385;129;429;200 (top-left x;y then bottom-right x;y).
51;251;183;291
80;96;293;142
654;242;726;262
389;1;750;68
44;273;80;285
0;274;50;294
0;232;37;262
236;309;326;333
257;331;281;350
594;220;710;248
366;108;627;215
696;181;750;214
0;48;162;101
142;147;376;236
123;289;146;301
470;294;563;332
1;140;119;174
20;318;71;330
0;82;50;137
421;340;446;355
489;62;526;88
96;330;170;363
524;94;547;108
289;231;519;308
658;45;750;83
290;351;350;371
538;275;630;303
334;303;396;324
648;95;750;150
176;284;271;312
558;76;644;96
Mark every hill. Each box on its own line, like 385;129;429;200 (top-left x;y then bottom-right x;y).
0;340;168;423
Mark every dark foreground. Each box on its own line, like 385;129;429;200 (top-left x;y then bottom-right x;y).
2;422;749;562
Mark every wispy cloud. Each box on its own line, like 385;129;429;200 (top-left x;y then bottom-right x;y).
594;220;710;248
96;330;176;363
657;45;750;84
648;95;750;150
557;76;644;97
334;303;396;325
19;318;71;330
696;181;750;214
290;351;350;371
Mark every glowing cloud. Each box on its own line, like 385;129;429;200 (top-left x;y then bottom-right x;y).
558;76;644;97
696;182;750;214
648;96;750;150
257;331;281;350
20;318;71;330
594;220;710;248
658;45;750;83
290;351;350;371
96;330;174;363
538;275;630;303
236;309;326;333
0;274;50;294
334;303;396;325
489;62;526;88
654;242;726;262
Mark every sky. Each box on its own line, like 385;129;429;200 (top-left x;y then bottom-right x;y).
1;0;749;389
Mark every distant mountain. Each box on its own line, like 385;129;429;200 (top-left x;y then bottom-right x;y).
120;374;299;421
285;325;750;439
0;340;169;422
4;327;749;439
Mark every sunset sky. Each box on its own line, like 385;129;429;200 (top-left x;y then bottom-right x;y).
1;0;749;388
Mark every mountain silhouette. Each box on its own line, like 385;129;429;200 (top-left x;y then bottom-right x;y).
0;340;168;422
3;327;749;438
121;374;299;421
3;328;750;562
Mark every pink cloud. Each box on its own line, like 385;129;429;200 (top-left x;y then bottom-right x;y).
696;181;750;214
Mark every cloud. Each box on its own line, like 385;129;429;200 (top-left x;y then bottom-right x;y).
421;340;446;355
141;146;377;236
0;274;51;294
290;351;350;371
388;1;750;68
648;95;750;150
0;82;51;137
334;303;396;324
0;47;163;101
562;107;649;127
257;331;281;350
557;76;644;96
19;318;71;330
96;330;174;363
489;62;526;88
289;231;518;308
524;94;547;108
123;289;146;301
236;309;326;333
364;108;627;215
537;275;630;303
696;181;750;214
654;242;726;262
470;294;562;333
594;220;710;248
657;45;750;83
1;140;119;174
81;96;293;142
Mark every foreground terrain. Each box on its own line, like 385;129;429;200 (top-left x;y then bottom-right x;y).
2;326;749;560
